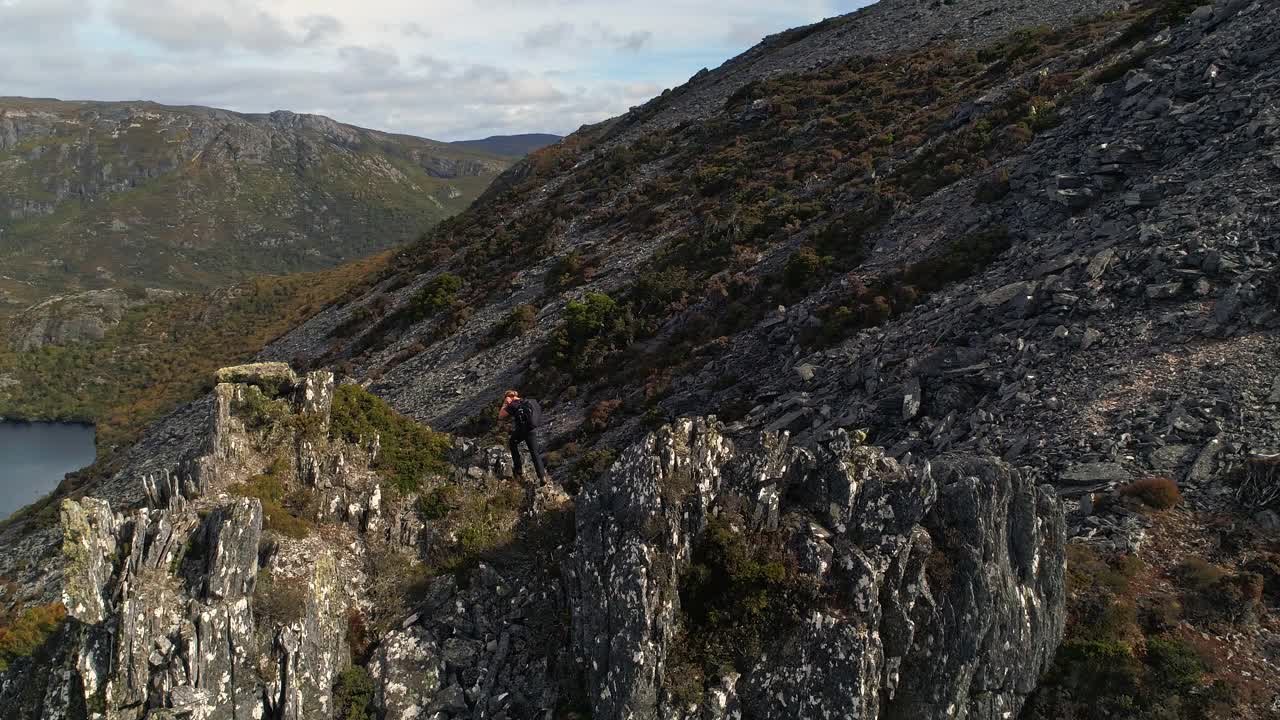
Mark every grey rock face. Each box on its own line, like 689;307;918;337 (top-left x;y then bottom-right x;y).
6;403;1067;720
369;626;444;718
570;418;1066;720
53;497;273;720
1;368;390;719
571;418;736;720
1059;462;1131;486
9;288;179;351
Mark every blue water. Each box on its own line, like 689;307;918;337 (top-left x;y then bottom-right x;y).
0;421;96;520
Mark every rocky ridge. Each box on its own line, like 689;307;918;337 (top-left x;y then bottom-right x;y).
0;362;1066;719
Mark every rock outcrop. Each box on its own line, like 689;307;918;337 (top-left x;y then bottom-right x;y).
1;399;1067;720
569;418;1065;720
8;288;181;351
0;363;449;717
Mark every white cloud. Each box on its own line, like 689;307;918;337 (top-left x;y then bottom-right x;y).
300;15;344;46
523;22;575;50
0;0;874;139
107;0;299;53
523;21;653;53
0;0;91;44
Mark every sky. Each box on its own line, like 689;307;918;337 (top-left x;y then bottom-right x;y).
0;0;875;141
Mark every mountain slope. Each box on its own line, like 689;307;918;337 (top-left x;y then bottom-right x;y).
2;0;1279;718
0;98;510;314
451;133;562;157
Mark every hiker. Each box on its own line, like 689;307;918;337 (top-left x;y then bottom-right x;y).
499;390;547;484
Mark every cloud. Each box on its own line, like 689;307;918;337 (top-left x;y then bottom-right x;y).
522;22;576;51
106;0;286;53
1;0;877;139
105;0;347;53
399;21;430;39
611;29;652;53
522;21;653;53
0;0;91;44
300;15;343;46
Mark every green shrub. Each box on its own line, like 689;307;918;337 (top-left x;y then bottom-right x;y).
1138;593;1183;634
366;548;432;630
413;273;463;315
545;252;594;294
812;227;1012;346
0;602;67;671
333;666;375;720
252;571;308;628
667;512;818;697
329;295;390;339
1175;557;1226;590
350;273;465;353
1114;0;1202;47
233;385;293;430
902;226;1013;289
567;449;617;493
551;293;637;379
565;293;620;338
490;303;538;343
230;459;315;539
1176;559;1263;625
435;481;524;576
330;384;452;492
1054;637;1142;697
783;247;832;290
417;486;456;521
632;266;696;319
1145;637;1205;693
1026;545;1239;719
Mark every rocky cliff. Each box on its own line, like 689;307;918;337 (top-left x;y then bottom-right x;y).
569;419;1065;720
0;98;511;315
0;363;1065;719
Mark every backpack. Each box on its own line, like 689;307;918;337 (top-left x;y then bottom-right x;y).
512;398;543;432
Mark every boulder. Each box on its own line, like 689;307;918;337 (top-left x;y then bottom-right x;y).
1059;462;1130;486
1150;444;1196;471
978;281;1038;310
903;377;923;421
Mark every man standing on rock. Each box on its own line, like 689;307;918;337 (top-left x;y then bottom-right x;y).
499;390;548;485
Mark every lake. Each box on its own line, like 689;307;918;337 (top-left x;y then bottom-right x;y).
0;421;96;520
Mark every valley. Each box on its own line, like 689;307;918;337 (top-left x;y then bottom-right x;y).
0;100;557;459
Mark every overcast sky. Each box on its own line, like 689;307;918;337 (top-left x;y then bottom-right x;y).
0;0;874;141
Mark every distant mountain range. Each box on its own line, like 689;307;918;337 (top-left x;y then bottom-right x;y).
451;133;562;157
0;98;518;315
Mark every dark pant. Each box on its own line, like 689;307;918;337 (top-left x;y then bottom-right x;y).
509;430;547;481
